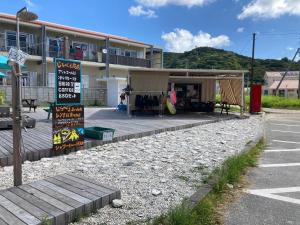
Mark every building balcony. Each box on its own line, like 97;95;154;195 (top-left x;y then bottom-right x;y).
102;54;151;68
0;39;41;56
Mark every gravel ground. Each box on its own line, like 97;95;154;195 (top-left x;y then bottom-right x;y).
0;116;263;225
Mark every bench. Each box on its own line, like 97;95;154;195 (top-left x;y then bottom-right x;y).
215;102;230;115
0;106;36;129
22;99;38;112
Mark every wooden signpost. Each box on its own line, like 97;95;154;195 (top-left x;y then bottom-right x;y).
53;59;84;151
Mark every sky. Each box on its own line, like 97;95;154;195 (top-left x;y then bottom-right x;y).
1;0;300;59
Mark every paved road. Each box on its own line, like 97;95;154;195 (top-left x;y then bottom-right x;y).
225;113;300;225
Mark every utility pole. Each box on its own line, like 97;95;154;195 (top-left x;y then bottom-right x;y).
249;33;256;113
298;66;300;99
275;48;300;96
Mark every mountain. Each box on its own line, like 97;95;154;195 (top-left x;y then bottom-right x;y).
163;47;300;83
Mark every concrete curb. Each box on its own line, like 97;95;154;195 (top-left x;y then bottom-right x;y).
189;132;264;206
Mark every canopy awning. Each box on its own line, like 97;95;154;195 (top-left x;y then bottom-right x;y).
0;54;27;70
0;72;6;77
0;55;11;70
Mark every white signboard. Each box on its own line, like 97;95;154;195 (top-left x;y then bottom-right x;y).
8;47;29;66
74;82;81;93
103;131;113;141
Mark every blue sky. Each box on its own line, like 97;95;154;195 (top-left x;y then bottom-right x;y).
2;0;300;59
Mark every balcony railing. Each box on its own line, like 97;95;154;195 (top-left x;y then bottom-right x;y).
102;54;151;68
0;38;152;68
0;39;40;56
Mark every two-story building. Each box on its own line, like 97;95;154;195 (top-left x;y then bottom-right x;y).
0;13;163;106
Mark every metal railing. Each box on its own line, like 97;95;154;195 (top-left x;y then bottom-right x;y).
102;54;151;68
0;39;40;56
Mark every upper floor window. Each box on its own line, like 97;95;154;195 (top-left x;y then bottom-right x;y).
125;50;137;58
5;31;35;54
47;37;64;58
72;42;89;60
109;47;138;58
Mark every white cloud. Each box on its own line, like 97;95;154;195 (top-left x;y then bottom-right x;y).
24;0;36;8
136;0;213;8
238;0;300;20
128;5;157;18
236;27;245;33
286;46;294;51
161;28;230;53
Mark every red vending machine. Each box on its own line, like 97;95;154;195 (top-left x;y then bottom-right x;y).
250;84;262;113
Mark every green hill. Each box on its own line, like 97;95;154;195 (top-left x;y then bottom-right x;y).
163;47;300;83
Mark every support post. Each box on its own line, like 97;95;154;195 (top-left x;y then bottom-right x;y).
298;68;300;99
150;45;154;68
13;17;23;186
241;73;245;117
105;37;110;78
41;25;47;86
249;33;256;114
64;36;70;59
127;73;132;117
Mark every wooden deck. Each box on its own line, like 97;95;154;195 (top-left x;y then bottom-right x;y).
0;173;120;225
0;108;236;167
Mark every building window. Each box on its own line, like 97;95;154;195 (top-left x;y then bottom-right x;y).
278;90;285;97
109;47;122;56
6;31;35;54
125;49;137;58
73;42;89;60
48;38;64;58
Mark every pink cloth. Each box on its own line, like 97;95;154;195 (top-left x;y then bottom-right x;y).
170;91;177;104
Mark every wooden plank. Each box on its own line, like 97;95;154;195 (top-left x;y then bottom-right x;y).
46;177;102;209
64;174;115;194
0;205;26;225
0;195;40;225
0;217;8;225
70;174;121;199
27;182;81;220
10;187;65;225
0;190;54;224
53;175;106;197
19;185;75;223
37;180;93;213
60;174;112;205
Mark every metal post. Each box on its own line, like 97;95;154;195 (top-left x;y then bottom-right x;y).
105;37;110;78
241;73;245;117
41;25;47;87
12;16;23;186
298;69;300;99
150;46;154;68
249;33;256;114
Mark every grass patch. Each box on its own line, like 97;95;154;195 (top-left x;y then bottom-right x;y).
149;140;265;225
217;94;300;110
245;95;300;109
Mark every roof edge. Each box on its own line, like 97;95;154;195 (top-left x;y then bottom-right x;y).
0;12;152;47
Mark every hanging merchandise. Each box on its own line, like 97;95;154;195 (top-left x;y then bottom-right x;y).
166;98;176;115
170;90;177;105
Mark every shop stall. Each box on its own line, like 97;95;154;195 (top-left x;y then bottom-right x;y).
126;68;246;116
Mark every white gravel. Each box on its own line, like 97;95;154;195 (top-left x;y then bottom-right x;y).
0;116;263;225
